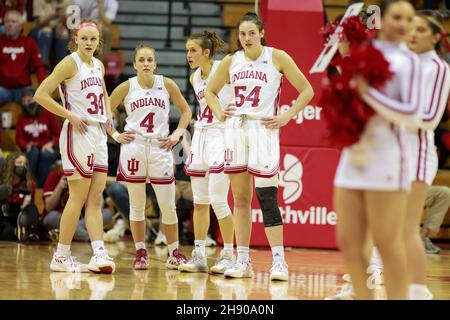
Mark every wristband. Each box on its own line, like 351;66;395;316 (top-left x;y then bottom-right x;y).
112;131;120;141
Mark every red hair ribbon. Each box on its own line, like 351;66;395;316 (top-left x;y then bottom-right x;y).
77;22;98;31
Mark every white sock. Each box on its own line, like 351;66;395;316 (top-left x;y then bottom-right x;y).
237;246;249;262
56;243;71;257
135;242;146;251
224;243;233;254
194;240;206;257
409;284;433;300
91;240;106;256
370;247;383;268
168;241;179;256
271;246;285;263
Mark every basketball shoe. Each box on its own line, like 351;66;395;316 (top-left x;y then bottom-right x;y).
178;249;208;273
133;248;149;270
88;252;116;274
269;261;289;281
224;258;254;278
210;250;235;274
166;248;188;270
50;254;89;273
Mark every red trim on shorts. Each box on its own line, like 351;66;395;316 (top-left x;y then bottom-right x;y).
423;131;428;181
63;169;75;176
224;165;248;174
416;129;423;181
184;165;207;177
67;124;93;178
247;164;279;178
209;163;224;174
150;176;175;184
117;162;146;183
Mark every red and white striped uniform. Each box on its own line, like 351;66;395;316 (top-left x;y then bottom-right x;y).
117;75;174;185
59;52;108;179
335;41;422;191
407;50;450;185
224;46;283;177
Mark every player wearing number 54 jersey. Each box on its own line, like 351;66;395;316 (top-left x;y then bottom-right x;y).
34;20;116;275
206;13;314;281
109;44;192;270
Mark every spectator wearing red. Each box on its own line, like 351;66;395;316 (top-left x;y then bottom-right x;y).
16;87;60;187
0;9;46;105
0;0;25;32
0;152;40;241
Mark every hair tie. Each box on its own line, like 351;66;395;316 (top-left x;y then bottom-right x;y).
77;22;98;31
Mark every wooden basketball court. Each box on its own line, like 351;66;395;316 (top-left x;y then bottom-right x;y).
0;241;449;300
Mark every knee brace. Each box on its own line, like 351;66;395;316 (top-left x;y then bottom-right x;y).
153;184;178;225
255;186;283;227
212;201;231;220
127;183;146;221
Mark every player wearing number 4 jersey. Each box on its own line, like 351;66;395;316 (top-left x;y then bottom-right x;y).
205;13;314;280
180;30;235;274
34;20;115;274
109;44;192;270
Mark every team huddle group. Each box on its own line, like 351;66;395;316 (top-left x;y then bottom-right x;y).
32;0;450;300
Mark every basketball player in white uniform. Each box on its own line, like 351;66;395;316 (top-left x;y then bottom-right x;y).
333;1;421;299
179;31;235;274
109;44;192;270
205;13;314;280
34;20;116;273
404;11;450;300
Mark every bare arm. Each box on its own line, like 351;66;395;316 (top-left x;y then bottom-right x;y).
106;80;134;143
33;56;83;127
205;55;232;121
262;49;314;128
162;77;193;150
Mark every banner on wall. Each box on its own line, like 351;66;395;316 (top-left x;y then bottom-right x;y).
248;146;340;248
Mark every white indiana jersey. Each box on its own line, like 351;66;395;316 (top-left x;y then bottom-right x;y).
193;60;233;128
229;46;282;118
59;52;107;123
123;75;170;138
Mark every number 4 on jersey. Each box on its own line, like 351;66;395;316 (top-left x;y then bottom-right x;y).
199;106;213;123
140;112;155;133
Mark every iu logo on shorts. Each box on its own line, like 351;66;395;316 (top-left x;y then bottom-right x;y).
224;149;233;165
87;154;94;171
127;158;140;175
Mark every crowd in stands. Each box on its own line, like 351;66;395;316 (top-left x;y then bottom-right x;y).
0;0;449;250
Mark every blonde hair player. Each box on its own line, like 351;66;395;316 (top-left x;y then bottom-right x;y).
179;30;235;274
333;0;421;299
205;12;314;280
34;20;116;273
109;44;192;270
404;11;450;300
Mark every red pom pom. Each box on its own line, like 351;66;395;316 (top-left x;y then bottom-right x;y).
320;44;392;149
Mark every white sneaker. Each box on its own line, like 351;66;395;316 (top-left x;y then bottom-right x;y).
155;230;167;246
178;249;208;273
50;254;89;273
224;259;254;278
205;234;216;247
342;273;352;283
88;253;116;274
104;219;126;243
269;261;289;281
210;250;235;274
367;265;384;285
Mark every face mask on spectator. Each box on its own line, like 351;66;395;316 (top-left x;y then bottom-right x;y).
22;101;38;115
14;166;27;177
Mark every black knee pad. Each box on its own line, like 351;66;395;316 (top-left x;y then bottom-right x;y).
255;187;283;227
